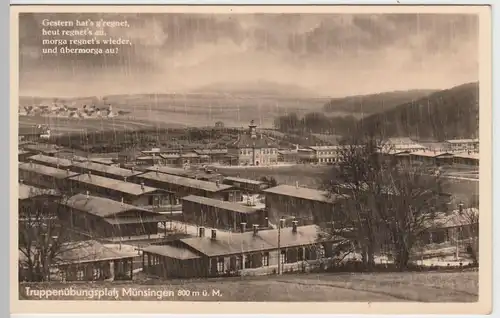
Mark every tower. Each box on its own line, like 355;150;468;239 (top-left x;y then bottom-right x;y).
249;120;257;139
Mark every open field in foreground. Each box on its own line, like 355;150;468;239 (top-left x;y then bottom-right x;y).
19;271;478;302
19;116;185;135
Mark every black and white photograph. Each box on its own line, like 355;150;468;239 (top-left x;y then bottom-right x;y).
12;5;491;313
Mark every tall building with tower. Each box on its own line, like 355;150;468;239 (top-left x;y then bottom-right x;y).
227;120;278;166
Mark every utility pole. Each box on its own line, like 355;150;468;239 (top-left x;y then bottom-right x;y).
277;218;284;275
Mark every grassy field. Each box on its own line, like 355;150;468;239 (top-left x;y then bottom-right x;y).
19;115;186;135
19;93;328;130
19;271;478;302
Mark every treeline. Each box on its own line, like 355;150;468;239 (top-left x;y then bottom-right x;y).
273;112;357;136
51;127;241;153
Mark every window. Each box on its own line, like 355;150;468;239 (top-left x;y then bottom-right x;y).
280;250;287;264
297;248;304;261
318;245;326;259
262;252;269;266
217;257;224;273
77;269;85;280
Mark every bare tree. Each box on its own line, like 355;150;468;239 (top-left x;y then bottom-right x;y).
322;132;444;270
322;133;388;270
18;188;93;282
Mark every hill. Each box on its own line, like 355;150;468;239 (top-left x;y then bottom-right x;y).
323;89;437;115
191;80;322;98
358;82;479;140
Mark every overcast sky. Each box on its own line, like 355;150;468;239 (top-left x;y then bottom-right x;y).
19;12;479;98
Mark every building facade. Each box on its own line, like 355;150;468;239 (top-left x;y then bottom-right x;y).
227;121;278;166
181;195;266;231
141;224;346;279
58;194;170;238
133;171;240;202
262;184;344;225
67;172;173;208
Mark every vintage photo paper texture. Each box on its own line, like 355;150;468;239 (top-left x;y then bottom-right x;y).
10;4;492;315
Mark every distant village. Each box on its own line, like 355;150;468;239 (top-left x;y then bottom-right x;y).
19;102;130;119
18;119;479;283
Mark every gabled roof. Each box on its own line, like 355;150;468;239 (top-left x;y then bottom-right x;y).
223;176;266;186
142;244;201;260
445;139;479;144
227;134;278;149
18;183;60;200
182;195;260;214
453;152;480;160
425;208;479;229
263;184;336;203
19;240;137;265
27;154;72;168
69;173;159;196
72;161;142;179
138;171;233;193
179;225;341;257
193;149;228;155
62;193;153;218
19;162;78;179
22;143;60;154
410;151;454;158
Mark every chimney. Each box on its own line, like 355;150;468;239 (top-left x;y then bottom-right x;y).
56;164;60;169
140;182;145;191
29;160;33;167
156;166;159;175
199;227;205;237
252;224;259;235
66;168;70;175
87;171;91;178
211;229;217;240
123;176;127;182
295;181;299;189
240;222;247;233
458;203;464;214
131;167;134;173
264;217;269;228
86;190;89;199
292;220;298;233
121;197;124;205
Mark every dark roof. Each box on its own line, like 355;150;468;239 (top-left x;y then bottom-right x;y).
69;173;160;196
223;176;266;186
62;193;152;218
227;134;278;149
138;171;233;193
263;184;335;203
142;244;200;259
18;183;60;200
28;154;73;168
180;225;340;257
72;161;142;179
182;195;261;214
19;162;79;179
